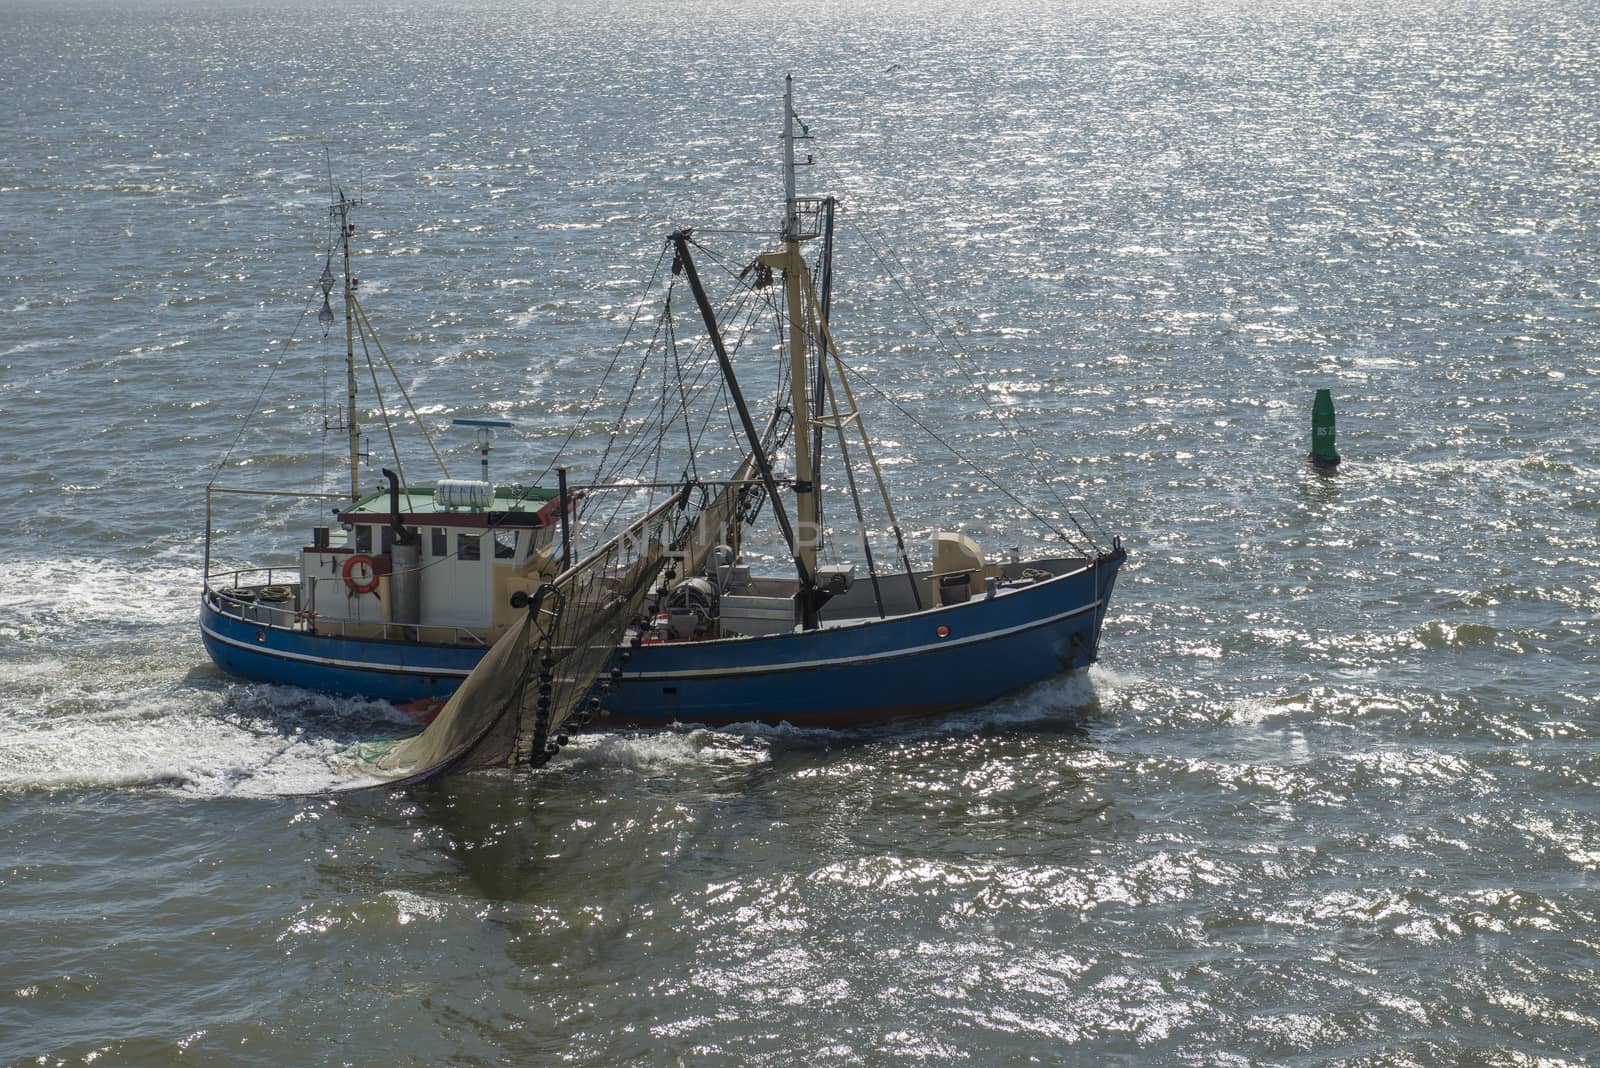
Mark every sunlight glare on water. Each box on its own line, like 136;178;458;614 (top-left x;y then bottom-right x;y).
2;0;1599;1062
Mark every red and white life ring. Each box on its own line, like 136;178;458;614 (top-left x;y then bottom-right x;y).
342;553;381;595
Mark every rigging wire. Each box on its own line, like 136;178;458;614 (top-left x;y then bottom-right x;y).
664;306;699;483
585;294;675;509
352;307;406;490
578;232;795;556
534;244;673;488
829;347;1098;556
349;294;450;477
838;211;1110;550
560;212;1110;564
319;253;333;490
595;243;768;485
683;227;1092;561
208;301;316;487
688;223;1088;559
576;277;763;542
215;187;345;492
687;234;795;417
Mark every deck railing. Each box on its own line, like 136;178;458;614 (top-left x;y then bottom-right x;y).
203;568;491;647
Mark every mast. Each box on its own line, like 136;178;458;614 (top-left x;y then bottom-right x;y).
332;190;362;501
764;74;818;580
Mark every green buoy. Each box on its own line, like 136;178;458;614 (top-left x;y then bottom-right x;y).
1309;388;1341;469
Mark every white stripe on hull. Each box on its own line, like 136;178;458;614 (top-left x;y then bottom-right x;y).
203;594;1101;686
199;618;476;678
623;600;1101;682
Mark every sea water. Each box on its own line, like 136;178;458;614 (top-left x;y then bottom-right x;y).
2;0;1598;1062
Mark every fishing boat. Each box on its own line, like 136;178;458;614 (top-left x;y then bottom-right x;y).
199;190;572;711
348;77;1128;784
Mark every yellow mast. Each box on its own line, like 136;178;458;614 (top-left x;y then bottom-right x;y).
785;245;815;577
762;74;818;577
753;237;816;575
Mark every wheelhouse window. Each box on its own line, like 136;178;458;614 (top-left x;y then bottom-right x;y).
431;527;448;558
354;525;373;553
494;529;517;559
457;532;481;561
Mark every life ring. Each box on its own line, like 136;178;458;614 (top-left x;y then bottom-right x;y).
342;553;381;595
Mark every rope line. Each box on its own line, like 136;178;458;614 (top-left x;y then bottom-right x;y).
841;213;1106;551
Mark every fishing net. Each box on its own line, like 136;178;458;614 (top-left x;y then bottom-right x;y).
675;450;764;579
351;489;693;786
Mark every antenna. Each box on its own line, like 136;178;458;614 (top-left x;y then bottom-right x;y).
783;75;798;239
780;76;821;242
452;418;514;484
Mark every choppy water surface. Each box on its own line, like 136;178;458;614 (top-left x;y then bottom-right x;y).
3;0;1598;1062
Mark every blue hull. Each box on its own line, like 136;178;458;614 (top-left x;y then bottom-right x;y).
200;550;1124;726
606;552;1123;727
199;597;478;707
